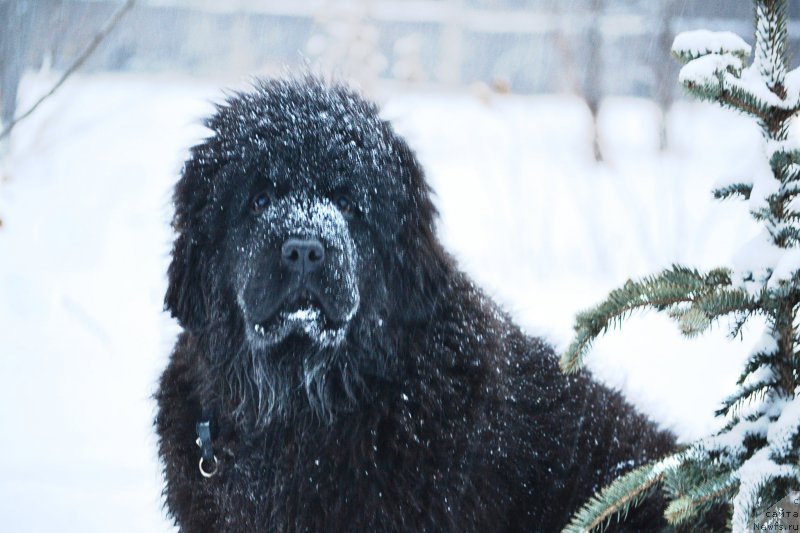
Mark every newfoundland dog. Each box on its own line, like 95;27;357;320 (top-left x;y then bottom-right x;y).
156;77;677;532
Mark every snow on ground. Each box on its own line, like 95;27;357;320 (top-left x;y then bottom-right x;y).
0;72;768;531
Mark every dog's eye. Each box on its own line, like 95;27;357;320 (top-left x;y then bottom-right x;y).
250;191;271;214
334;194;355;217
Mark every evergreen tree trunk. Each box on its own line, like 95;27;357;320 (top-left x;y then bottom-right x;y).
750;0;794;402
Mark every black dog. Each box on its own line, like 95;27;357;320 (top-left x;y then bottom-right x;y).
156;77;677;531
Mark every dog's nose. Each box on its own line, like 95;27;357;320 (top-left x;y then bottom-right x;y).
281;238;325;274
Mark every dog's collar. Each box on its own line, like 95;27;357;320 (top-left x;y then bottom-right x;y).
195;412;218;478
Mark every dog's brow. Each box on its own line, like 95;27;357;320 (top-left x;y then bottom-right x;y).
326;176;352;194
249;168;285;195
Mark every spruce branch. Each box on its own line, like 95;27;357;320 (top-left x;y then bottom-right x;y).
716;379;777;417
771;225;800;247
768;146;800;183
779;180;800;197
713;182;753;201
738;346;779;386
561;266;734;374
672;30;752;64
667;306;710;337
695;288;761;322
682;75;795;125
729;310;759;339
681;66;800;127
664;475;737;526
561;459;675;533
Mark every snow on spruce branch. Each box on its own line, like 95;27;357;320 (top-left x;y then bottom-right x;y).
672;30;752;62
673;29;800;115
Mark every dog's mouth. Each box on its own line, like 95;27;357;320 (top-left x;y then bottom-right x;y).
250;290;348;346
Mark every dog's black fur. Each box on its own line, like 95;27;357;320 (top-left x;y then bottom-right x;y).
156;77;678;532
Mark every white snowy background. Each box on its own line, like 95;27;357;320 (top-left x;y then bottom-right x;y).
0;70;773;531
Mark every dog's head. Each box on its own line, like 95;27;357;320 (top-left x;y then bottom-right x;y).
165;78;449;422
233;163;362;349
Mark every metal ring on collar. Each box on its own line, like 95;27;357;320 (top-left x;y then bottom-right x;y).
199;455;219;478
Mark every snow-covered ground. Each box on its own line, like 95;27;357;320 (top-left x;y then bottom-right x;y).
0;72;768;531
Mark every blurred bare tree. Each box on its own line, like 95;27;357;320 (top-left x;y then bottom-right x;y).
553;0;606;161
653;0;678;151
584;0;605;162
0;0;133;144
0;0;34;150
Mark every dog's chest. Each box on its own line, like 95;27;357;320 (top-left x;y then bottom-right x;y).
216;411;477;531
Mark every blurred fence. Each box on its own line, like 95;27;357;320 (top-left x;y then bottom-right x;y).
4;1;799;94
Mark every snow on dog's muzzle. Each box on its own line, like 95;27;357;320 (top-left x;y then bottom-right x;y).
238;196;360;347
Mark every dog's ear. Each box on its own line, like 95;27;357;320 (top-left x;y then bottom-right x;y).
164;154;213;332
391;139;451;321
165;233;207;331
